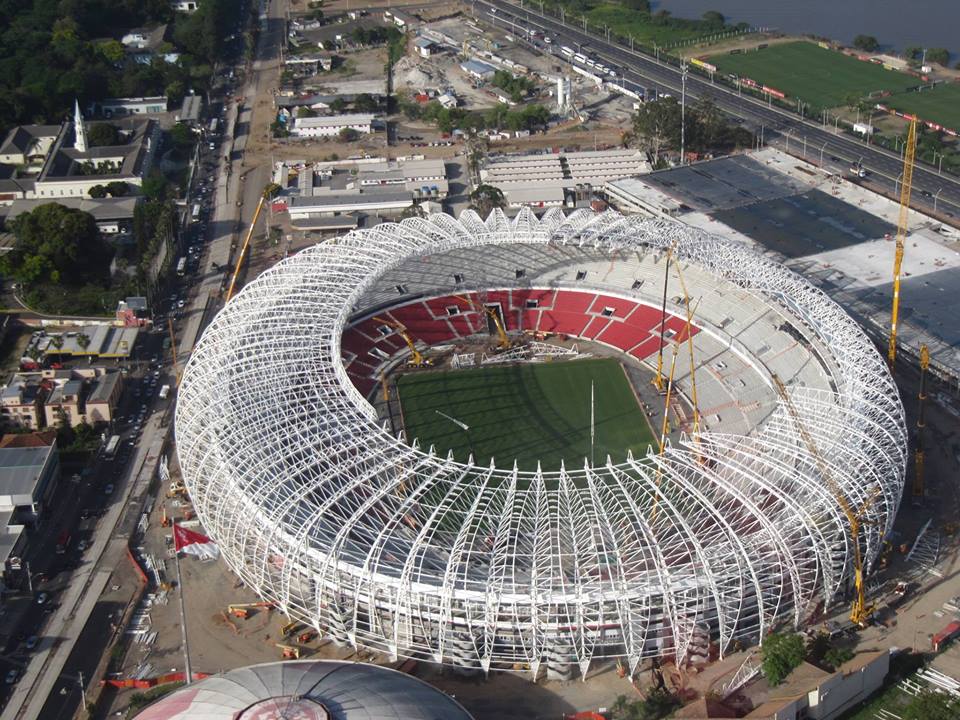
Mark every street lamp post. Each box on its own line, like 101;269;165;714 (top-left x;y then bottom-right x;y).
895;171;903;196
785;130;792;154
933;188;943;213
819;140;829;167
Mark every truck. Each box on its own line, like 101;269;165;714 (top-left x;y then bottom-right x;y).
55;530;71;554
158;385;171;400
932;620;960;652
104;434;121;458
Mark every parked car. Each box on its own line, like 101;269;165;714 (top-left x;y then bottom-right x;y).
104;484;114;495
24;635;38;650
35;592;48;605
4;669;17;684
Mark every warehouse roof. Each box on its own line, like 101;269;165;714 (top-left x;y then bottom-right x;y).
294;114;375;129
0;444;54;501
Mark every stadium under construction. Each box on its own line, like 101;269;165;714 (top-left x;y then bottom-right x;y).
175;209;906;678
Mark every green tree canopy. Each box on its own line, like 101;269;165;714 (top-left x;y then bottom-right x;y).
702;10;725;25
761;632;806;686
87;122;120;147
1;203;112;288
901;689;960;720
925;48;950;65
469;184;505;217
338;127;359;142
105;181;128;197
633;96;683;156
88;185;108;198
354;93;379;112
853;35;879;52
169;122;195;149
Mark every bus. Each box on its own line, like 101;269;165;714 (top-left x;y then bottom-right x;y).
191;204;201;221
176;257;187;276
55;530;71;554
209;118;219;136
104;434;120;459
560;46;574;57
158;385;171;400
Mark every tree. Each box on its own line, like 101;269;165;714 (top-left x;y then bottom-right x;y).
76;333;91;351
853;35;879;52
610;688;679;720
88;185;108;199
87;123;120;147
1;203;111;289
330;98;347;113
925;48;949;66
622;0;651;11
761;632;805;686
702;10;725;25
338;127;359;142
169;122;195;149
354;93;379;112
904;46;922;60
105;181;128;197
822;646;854;671
50;335;64;353
469;184;505;216
633;97;683;157
901;689;960;720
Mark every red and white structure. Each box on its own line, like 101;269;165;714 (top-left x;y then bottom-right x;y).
175;209;906;678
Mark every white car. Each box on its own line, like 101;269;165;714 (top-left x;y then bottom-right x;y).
4;669;17;684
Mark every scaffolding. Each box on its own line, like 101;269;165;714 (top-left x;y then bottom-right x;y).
176;208;906;677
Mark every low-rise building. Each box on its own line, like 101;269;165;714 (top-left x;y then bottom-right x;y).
85;371;123;424
44;379;84;428
178;94;203;125
460;59;497;82
481;149;651;210
290;114;375;138
91;97;168;118
386;9;417;29
116;297;149;327
0;375;47;430
120;25;179;64
0;101;160;201
4;196;139;237
0;432;59;573
414;38;435;58
22;325;139;363
171;0;199;12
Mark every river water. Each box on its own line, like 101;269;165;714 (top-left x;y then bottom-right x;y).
659;0;959;62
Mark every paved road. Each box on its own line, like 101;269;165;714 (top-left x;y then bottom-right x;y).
476;0;960;220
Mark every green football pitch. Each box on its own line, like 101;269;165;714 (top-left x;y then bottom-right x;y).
885;83;960;132
396;358;656;473
708;42;919;109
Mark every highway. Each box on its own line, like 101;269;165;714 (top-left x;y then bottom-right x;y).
475;0;960;220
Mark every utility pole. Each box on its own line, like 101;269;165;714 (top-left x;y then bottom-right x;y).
680;60;688;165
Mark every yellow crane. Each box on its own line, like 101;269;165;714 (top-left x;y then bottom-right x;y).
653;247;673;393
672;260;702;458
373;316;432;367
913;343;929;503
650;344;680;524
226;191;268;303
771;374;878;626
455;295;511;350
888;119;917;368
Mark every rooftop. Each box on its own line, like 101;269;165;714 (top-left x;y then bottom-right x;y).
294;113;375;129
0;444;55;500
5;196;139;224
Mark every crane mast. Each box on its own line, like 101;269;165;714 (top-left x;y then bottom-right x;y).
770;374;878;626
913;344;929;504
888;119;917;368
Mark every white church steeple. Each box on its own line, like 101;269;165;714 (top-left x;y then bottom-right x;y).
73;99;87;153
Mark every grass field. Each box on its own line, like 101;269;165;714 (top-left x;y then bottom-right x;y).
396;358;655;472
885;83;960;132
709;42;919;108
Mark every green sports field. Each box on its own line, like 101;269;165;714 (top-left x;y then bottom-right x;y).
885;84;960;132
708;42;919;108
396;358;655;472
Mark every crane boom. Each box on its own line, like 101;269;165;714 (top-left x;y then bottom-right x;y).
373;316;427;366
226;192;267;303
913;344;929;503
455;295;511;349
672;261;702;453
888;119;917;368
770;374;877;626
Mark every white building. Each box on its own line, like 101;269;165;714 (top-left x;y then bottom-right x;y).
92;97;168;118
291;114;375;138
171;0;198;12
414;38;435;58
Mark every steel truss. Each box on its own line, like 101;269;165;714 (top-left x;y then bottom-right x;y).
175;208;906;677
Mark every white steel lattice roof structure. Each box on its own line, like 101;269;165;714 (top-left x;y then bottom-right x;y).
175;209;906;677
